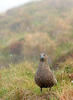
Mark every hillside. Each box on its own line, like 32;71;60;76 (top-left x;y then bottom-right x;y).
0;0;73;67
0;0;73;100
0;0;73;65
0;0;73;38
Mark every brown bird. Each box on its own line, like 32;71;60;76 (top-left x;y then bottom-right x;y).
35;53;57;92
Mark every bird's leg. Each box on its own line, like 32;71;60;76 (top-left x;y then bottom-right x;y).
40;88;42;92
48;87;52;93
49;87;51;91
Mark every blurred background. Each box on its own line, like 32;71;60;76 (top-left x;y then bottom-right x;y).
0;0;73;99
0;0;73;68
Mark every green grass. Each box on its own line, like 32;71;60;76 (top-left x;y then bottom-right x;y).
0;61;40;99
0;61;73;100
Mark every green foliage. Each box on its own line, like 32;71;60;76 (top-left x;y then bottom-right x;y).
0;0;73;99
64;65;73;73
0;0;73;38
0;61;73;100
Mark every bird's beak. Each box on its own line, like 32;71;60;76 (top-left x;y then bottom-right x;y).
40;55;44;61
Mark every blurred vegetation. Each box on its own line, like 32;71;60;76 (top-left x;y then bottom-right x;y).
0;0;73;66
0;0;73;99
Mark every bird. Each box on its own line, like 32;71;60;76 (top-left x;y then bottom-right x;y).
35;53;57;92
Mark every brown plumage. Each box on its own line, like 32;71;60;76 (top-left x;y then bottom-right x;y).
35;53;57;92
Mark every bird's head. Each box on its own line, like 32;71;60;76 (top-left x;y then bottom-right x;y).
40;53;48;62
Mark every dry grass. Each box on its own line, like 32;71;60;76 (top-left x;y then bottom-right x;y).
60;88;73;100
0;59;73;100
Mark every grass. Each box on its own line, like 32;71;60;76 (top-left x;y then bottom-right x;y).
0;60;73;100
0;0;73;99
0;61;40;99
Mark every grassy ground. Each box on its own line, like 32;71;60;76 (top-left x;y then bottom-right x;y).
0;60;73;100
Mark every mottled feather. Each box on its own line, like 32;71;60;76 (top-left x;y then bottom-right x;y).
35;53;57;92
